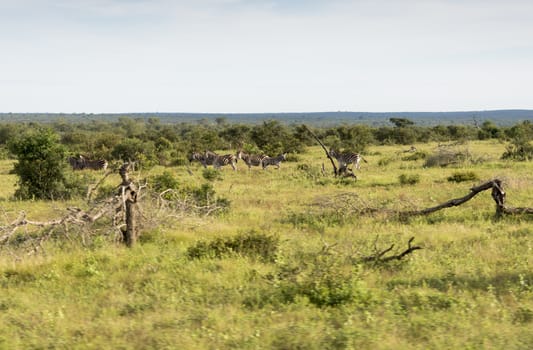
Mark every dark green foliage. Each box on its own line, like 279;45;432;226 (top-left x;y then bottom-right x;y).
398;174;420;185
478;120;503;140
150;171;180;193
501;139;533;161
503;120;533;141
390;117;415;128
261;251;372;308
219;124;252;148
502;120;533;161
250;120;292;155
401;151;428;161
513;307;533;324
447;171;479;183
202;168;223;182
1;118;530;175
328;125;374;152
186;231;279;262
8;128;84;200
192;183;230;210
111;138;157;167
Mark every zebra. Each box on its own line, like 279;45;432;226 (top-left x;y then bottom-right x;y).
68;155;85;170
262;153;287;170
236;150;267;170
328;148;366;170
68;155;108;171
189;151;216;168
213;153;238;171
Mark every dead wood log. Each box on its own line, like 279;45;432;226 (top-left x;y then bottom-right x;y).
401;179;533;218
1;162;142;251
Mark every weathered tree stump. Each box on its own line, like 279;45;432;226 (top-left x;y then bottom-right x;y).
118;162;138;247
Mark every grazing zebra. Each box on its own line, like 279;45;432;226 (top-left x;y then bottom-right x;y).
328;148;366;170
68;155;84;170
213;153;238;171
237;150;267;170
189;151;216;168
68;155;108;171
262;153;287;170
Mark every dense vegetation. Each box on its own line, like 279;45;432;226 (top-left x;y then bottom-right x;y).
0;117;531;169
0;117;531;349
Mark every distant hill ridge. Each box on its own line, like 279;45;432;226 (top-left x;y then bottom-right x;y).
1;109;532;126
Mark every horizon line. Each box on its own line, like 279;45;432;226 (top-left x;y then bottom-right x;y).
1;109;533;115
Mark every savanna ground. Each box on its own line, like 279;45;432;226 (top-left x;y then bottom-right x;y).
0;141;531;349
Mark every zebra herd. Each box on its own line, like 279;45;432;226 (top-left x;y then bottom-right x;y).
67;148;366;173
189;150;289;171
188;148;365;172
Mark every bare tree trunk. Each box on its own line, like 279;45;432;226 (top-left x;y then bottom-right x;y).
302;124;338;176
119;163;138;247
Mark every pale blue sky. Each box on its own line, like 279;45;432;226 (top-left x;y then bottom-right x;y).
1;0;532;113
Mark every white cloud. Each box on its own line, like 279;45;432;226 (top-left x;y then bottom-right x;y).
1;0;532;112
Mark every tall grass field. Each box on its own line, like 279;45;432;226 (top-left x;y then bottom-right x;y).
0;141;531;349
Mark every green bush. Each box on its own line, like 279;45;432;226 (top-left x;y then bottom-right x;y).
202;168;223;182
150;171;180;193
186;231;279;262
267;252;373;308
398;173;420;185
8;127;85;200
378;157;395;167
447;171;479;183
401;151;428;161
191;183;230;211
501;139;533;161
424;149;473;167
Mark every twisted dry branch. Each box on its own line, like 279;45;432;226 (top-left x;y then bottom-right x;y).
360;237;422;264
401;179;533;218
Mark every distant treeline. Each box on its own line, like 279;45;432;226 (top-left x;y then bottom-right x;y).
1;109;532;126
0;117;531;167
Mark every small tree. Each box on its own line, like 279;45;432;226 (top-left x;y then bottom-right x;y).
8;127;82;200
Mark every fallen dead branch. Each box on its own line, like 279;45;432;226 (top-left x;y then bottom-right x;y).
360;237;422;264
401;179;533;218
0;162;144;252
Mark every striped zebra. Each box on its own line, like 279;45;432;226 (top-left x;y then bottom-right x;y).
189;151;216;168
328;148;366;170
213;153;238;171
68;155;108;171
237;150;267;170
262;153;287;170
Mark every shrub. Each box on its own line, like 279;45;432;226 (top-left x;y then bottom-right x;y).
8;127;85;200
447;171;479;183
378;157;395;166
150;171;180;193
186;231;279;262
401;151;428;161
424;148;473;167
268;251;373;308
191;183;230;211
501;139;533;161
399;173;420;185
202;168;223;182
297;163;323;181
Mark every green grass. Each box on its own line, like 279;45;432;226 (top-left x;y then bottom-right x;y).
1;141;532;349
